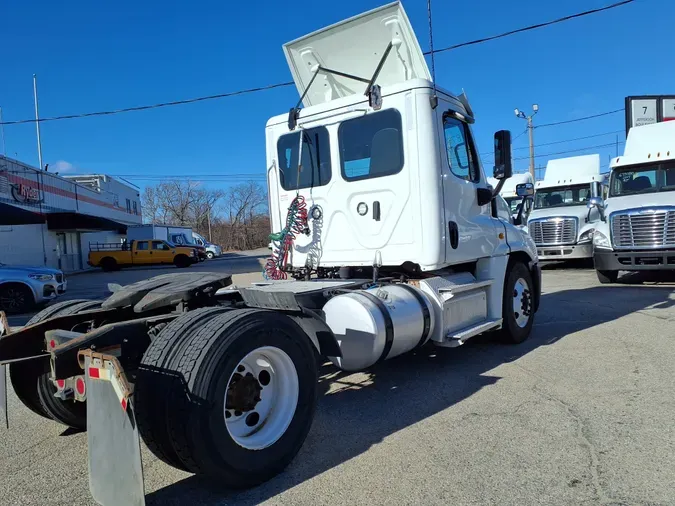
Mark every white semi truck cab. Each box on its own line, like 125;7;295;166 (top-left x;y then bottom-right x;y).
488;172;534;224
0;3;541;504
528;154;603;262
588;120;675;283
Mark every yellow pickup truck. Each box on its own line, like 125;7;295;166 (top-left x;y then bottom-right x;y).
88;240;198;271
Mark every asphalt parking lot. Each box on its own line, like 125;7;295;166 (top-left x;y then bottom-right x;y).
2;261;675;506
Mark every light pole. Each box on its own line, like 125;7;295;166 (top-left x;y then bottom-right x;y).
515;104;539;180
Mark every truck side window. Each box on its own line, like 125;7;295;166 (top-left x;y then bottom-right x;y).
339;109;404;181
443;115;479;183
152;241;169;250
136;241;149;250
277;126;331;191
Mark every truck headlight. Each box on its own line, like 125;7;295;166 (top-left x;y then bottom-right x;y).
578;229;595;243
593;231;611;249
29;273;54;281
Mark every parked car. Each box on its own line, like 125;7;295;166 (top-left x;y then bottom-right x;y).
192;232;222;259
0;262;67;313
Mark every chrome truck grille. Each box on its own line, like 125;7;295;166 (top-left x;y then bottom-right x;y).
528;217;578;246
610;207;675;249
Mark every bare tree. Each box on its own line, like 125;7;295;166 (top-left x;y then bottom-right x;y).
140;179;270;251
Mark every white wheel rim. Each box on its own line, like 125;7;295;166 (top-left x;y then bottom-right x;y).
512;277;532;328
224;346;299;450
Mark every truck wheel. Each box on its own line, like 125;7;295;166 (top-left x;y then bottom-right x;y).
0;283;35;314
173;255;191;268
135;307;232;470
9;299;101;419
206;251;215;260
100;257;118;272
499;261;535;344
596;270;618;284
165;310;318;488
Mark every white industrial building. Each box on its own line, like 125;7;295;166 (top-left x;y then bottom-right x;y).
0;156;142;272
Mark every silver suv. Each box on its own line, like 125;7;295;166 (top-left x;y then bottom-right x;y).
0;262;67;314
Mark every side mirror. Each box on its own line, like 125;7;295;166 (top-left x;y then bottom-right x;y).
587;196;606;222
587;196;604;210
493;130;513;180
516;183;534;197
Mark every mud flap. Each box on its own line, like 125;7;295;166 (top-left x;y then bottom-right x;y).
82;352;145;506
0;311;8;429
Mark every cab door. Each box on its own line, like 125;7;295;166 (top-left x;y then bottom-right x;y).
438;107;501;264
133;241;151;264
152;241;174;264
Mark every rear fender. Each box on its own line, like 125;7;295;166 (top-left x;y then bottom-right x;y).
287;309;342;358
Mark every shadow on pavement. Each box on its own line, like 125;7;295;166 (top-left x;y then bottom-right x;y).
146;283;675;505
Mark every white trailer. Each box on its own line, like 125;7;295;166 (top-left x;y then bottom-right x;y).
527;154;603;262
0;3;540;504
588;120;675;283
127;224;194;244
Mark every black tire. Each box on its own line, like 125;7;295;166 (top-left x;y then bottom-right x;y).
100;257;118;272
10;299;98;419
135;307;233;470
174;255;191;268
9;359;51;419
596;269;618;284
206;251;215;260
164;309;318;488
10;299;101;429
0;283;35;314
499;261;535;344
26;298;96;326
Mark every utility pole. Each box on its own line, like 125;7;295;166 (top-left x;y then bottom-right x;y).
207;205;212;242
33;74;44;171
515;104;539;180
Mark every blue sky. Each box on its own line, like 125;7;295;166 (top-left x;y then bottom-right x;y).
1;0;672;193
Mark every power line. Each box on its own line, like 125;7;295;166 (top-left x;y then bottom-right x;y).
0;82;294;126
481;129;624;157
0;1;637;127
425;0;635;54
537;109;624;128
513;141;625;161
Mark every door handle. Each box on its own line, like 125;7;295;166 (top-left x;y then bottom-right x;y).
373;201;381;221
448;221;459;249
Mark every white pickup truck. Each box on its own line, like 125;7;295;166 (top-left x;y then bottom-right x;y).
588;120;675;283
527;154;604;263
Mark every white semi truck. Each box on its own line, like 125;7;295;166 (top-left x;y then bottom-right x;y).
488;172;534;223
0;3;540;504
588;120;675;283
527;154;604;262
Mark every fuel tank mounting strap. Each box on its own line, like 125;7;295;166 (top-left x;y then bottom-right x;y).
356;291;394;363
395;284;431;348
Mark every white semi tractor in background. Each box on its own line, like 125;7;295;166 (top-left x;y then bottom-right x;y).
527;154;603;263
0;3;540;504
489;172;534;224
587;120;675;283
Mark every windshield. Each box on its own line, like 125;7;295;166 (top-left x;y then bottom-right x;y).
504;197;521;214
609;161;675;197
535;183;591;209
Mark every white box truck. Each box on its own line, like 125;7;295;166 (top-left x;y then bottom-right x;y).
588;120;675;283
527;154;604;262
127;224;207;261
0;3;541;503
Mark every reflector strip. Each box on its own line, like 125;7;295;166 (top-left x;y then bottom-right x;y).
88;367;110;381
